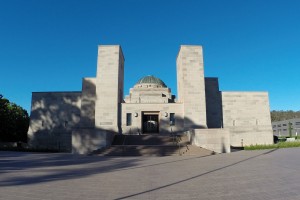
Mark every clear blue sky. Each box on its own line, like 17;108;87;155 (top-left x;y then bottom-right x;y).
1;0;300;112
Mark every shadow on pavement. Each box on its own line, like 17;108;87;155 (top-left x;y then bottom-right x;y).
0;151;140;186
115;149;278;200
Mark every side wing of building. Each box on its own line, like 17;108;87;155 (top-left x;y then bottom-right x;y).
221;91;273;146
28;92;81;151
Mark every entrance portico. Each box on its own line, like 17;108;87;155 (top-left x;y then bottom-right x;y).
142;111;159;134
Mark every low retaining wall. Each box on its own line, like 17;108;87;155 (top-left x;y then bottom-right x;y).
227;126;273;147
72;128;116;154
186;129;231;153
28;129;72;152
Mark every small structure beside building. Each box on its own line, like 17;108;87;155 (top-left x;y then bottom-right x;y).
272;118;300;137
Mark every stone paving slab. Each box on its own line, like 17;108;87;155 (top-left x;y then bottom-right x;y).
1;148;300;200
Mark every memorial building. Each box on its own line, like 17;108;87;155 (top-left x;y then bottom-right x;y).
28;44;273;154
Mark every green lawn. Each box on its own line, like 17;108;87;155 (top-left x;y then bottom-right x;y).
245;141;300;150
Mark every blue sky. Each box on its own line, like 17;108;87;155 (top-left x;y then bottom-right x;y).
1;0;300;112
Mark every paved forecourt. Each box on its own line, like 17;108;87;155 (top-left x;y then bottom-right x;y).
1;148;300;200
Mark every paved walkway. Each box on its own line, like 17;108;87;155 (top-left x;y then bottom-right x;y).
1;148;300;200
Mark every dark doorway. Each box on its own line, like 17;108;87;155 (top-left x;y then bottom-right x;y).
142;112;159;134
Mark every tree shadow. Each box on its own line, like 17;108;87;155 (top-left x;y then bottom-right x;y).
0;151;141;186
1;148;277;187
28;78;119;154
0;151;218;186
28;91;82;152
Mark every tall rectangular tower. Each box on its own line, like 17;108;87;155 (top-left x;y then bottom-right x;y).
95;45;124;132
176;45;207;128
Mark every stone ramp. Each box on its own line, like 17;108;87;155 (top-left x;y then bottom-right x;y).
93;134;214;156
180;145;216;156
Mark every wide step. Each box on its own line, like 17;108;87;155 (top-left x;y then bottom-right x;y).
93;134;215;157
100;145;180;156
112;135;183;146
96;145;214;157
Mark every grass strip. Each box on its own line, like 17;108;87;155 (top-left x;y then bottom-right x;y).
245;141;300;150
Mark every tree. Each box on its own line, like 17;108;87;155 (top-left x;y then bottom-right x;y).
271;110;300;122
0;95;30;142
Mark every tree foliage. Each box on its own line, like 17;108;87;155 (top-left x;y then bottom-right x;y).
0;94;29;142
271;110;300;122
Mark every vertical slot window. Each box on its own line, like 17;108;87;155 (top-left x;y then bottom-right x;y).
126;113;132;126
170;113;175;126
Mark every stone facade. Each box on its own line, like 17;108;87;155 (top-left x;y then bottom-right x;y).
177;46;207;129
95;45;124;132
28;44;273;154
221;92;273;146
121;103;184;135
28;92;81;151
186;129;230;153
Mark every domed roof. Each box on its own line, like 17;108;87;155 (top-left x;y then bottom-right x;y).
136;75;167;88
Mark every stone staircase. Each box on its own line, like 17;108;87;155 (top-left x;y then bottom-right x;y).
93;134;215;156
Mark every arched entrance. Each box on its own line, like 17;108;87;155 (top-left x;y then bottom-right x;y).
142;112;159;134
